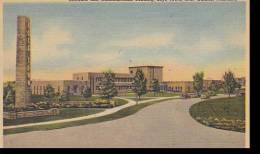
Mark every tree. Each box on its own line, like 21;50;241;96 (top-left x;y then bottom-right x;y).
151;79;160;96
60;90;69;102
132;69;147;103
193;72;204;97
208;81;221;93
223;70;237;97
99;70;118;102
83;87;92;100
3;82;15;108
43;84;55;104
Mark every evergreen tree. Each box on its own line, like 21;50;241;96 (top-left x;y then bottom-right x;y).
83;87;92;100
223;70;237;97
193;72;204;97
100;70;118;102
43;84;55;104
3;82;15;106
132;69;147;102
151;79;160;96
60;90;69;101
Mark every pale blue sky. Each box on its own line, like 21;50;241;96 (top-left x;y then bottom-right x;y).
3;2;246;81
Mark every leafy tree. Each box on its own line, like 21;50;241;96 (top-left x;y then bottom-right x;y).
193;72;204;97
3;82;15;108
132;69;147;103
223;70;237;97
60;90;69;101
43;84;55;104
99;70;118;102
83;87;92;100
151;79;160;96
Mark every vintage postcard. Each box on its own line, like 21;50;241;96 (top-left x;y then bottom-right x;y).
1;0;249;148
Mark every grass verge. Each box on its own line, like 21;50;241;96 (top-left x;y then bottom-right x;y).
189;96;245;132
4;98;175;135
4;108;105;126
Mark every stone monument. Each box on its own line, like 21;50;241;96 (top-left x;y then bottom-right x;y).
15;16;31;108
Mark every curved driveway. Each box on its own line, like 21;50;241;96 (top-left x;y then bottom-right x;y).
4;96;245;148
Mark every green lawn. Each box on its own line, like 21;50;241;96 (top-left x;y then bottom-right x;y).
4;108;105;126
4;98;127;126
121;92;180;97
189;96;245;132
4;98;175;135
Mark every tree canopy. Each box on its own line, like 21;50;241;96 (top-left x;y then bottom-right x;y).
151;79;160;96
100;70;118;101
223;70;237;97
132;69;147;100
193;72;204;97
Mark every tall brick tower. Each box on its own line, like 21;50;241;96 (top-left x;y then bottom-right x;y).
15;16;31;108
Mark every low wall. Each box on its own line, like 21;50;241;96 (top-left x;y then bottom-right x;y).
63;101;91;107
4;108;60;120
63;101;113;108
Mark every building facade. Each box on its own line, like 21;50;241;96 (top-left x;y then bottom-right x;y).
15;16;32;108
128;66;163;90
31;80;87;96
236;77;246;88
160;81;194;93
161;80;223;93
73;72;134;94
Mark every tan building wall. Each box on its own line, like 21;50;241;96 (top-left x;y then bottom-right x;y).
31;80;87;96
161;81;194;93
73;72;134;94
129;66;163;90
236;77;246;88
161;80;223;93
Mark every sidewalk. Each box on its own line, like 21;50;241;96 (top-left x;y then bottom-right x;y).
4;96;178;130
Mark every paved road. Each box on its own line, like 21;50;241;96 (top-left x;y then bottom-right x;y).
4;97;245;148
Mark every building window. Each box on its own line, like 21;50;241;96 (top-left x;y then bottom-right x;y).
73;85;78;93
67;86;70;93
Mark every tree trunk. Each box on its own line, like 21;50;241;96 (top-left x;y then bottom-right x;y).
136;95;138;105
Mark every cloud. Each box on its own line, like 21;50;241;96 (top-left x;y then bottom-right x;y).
32;24;74;63
203;59;246;80
112;33;174;48
3;24;75;81
84;51;120;62
3;38;16;81
227;32;246;49
172;36;225;54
